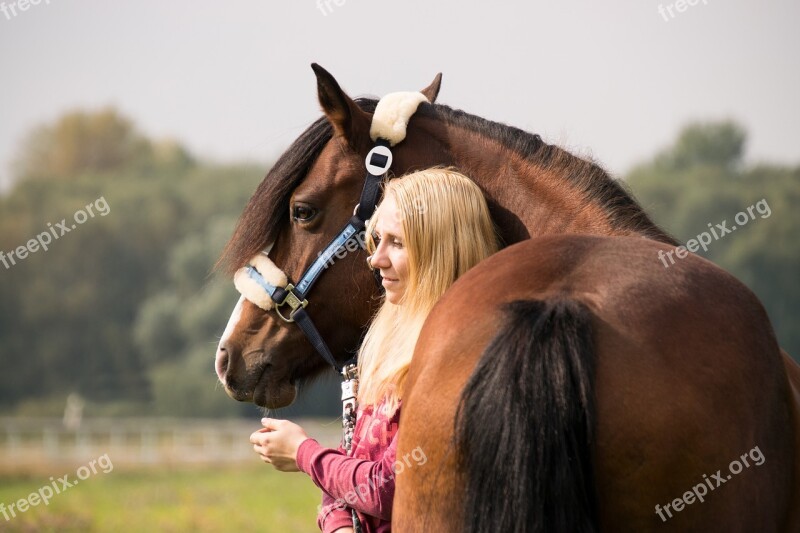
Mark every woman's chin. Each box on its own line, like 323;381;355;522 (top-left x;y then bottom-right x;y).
385;289;405;305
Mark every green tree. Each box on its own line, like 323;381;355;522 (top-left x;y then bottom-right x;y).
628;121;800;363
11;108;176;182
653;120;746;172
0;109;263;414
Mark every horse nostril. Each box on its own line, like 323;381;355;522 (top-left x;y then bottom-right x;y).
216;345;230;381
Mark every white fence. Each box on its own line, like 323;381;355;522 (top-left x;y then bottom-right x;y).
0;417;341;471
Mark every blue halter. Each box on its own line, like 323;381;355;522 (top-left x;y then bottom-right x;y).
245;139;392;373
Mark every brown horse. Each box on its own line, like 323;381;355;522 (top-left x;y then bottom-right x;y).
215;65;800;530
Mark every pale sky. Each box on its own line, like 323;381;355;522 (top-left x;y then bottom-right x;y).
1;0;798;188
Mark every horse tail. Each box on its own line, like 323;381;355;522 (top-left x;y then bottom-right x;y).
454;297;597;533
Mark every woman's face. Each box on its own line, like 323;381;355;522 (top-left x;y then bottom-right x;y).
371;194;409;305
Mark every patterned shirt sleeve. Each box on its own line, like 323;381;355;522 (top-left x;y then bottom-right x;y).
297;434;399;521
317;489;354;533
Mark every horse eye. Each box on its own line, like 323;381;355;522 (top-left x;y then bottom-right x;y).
292;204;318;223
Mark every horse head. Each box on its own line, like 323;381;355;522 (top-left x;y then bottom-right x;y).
215;64;443;408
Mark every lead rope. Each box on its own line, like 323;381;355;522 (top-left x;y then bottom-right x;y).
341;363;363;533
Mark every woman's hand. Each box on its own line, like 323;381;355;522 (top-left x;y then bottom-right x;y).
249;417;309;472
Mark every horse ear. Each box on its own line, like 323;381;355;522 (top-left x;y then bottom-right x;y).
420;73;443;104
311;63;371;150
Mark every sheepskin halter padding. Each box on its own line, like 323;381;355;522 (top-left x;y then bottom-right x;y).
233;90;428;309
369;91;429;146
233;246;287;311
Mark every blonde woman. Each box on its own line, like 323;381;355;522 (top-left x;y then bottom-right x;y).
249;168;499;533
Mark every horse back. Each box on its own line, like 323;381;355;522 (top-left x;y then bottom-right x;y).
395;234;797;532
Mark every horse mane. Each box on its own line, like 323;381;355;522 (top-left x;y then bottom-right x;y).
538;146;678;245
219;98;676;275
414;103;678;246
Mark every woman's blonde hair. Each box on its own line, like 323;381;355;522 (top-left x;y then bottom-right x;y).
357;168;500;414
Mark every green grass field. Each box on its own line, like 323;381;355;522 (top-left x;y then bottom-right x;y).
0;465;321;532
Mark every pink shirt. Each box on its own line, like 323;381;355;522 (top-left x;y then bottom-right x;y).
296;399;401;533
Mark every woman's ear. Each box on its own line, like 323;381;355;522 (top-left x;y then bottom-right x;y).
311;63;372;152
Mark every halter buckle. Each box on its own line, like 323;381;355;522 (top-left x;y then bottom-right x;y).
274;284;308;323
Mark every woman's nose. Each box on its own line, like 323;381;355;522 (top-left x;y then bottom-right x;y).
372;243;391;269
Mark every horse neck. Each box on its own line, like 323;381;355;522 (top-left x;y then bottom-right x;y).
439;123;676;246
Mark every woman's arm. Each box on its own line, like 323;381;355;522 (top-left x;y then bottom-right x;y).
250;416;399;522
319;490;355;533
297;432;399;521
249;418;363;530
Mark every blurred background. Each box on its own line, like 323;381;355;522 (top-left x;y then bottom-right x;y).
0;1;797;531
